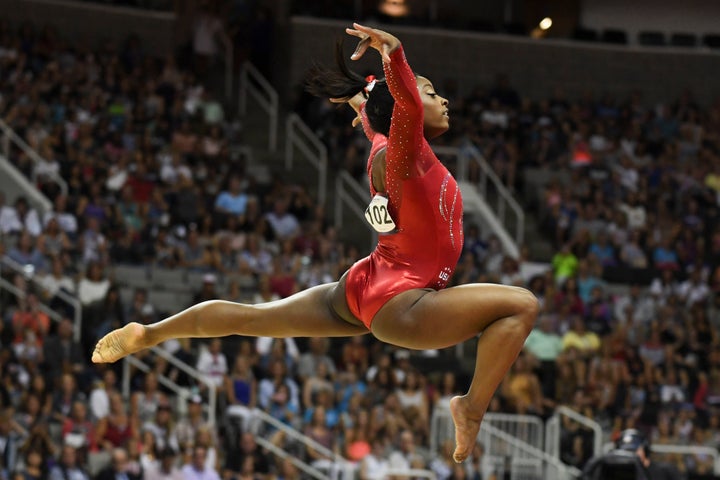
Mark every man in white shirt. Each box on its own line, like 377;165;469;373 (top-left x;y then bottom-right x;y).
195;338;228;388
45;195;78;236
89;369;117;421
0;191;21;235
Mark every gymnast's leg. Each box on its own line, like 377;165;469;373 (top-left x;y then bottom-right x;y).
92;279;368;364
370;283;539;463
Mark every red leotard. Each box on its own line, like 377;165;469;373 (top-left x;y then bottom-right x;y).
344;46;464;329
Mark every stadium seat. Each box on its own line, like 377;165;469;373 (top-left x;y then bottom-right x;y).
503;22;528;36
573;27;599;42
703;33;720;48
151;266;191;292
601;29;628;45
111;264;151;289
638;31;666;46
670;32;698;47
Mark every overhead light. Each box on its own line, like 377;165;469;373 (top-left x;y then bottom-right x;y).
531;17;553;39
539;17;553;31
379;0;409;17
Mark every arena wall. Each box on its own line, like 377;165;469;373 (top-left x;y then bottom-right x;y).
288;16;720;106
0;0;176;55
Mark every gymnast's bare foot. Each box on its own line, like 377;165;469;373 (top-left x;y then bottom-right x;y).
92;322;148;363
450;395;484;463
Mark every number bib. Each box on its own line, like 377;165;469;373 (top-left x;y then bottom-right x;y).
364;194;396;233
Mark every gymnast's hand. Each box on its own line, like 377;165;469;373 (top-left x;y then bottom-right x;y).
346;22;401;64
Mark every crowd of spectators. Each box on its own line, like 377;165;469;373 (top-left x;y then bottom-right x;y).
298;55;720;478
2;10;720;480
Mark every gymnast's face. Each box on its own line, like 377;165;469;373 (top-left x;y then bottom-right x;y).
417;76;449;139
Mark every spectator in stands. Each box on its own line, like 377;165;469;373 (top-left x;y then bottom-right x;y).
258;359;300;412
11;291;50;347
48;445;89;480
191;4;230;78
7;231;47;272
144;447;183;480
36;217;71;261
43;317;84;383
131;372;168;425
62;400;98;456
175;395;210;449
214;175;249;222
11;198;42;238
182;445;220;480
88;369;117;422
47;195;78;238
142;402;179;453
552;244;578;284
96;447;142;480
388;430;428;475
191;274;219;305
264;195;300;242
562;316;601;357
195;338;228;389
0;408;23;475
0;192;20;236
359;436;389;480
96;391;135;451
297;337;336;384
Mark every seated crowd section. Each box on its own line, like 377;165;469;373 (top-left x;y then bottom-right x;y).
1;10;720;480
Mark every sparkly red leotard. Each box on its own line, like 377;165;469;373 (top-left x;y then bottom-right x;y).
344;46;464;329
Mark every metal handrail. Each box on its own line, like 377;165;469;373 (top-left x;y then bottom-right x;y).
435;144;525;248
1;255;82;342
603;442;720;474
0;117;68;197
285;113;327;205
238;62;278;152
254;437;330;480
0;275;64;323
432;407;581;479
250;408;436;480
121;345;218;426
552;406;603;460
482;421;582;479
334;170;376;251
151;346;217;425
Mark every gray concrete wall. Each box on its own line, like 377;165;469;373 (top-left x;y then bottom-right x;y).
0;0;176;55
287;16;720;106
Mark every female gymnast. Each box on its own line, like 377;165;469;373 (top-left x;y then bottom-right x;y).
92;23;538;463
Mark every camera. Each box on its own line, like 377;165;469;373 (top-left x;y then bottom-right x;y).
582;429;651;480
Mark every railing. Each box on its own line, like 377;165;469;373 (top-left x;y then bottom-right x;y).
602;442;720;474
0;117;68;198
481;422;582;480
122;345;218;425
1;255;82;342
546;406;603;462
250;408;437;480
435;143;525;248
285;113;327;205
334;170;376;249
483;412;545;452
431;407;581;480
238;62;279;152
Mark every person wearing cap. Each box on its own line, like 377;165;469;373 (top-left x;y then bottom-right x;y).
581;428;683;480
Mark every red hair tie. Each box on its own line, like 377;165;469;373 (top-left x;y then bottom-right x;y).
364;75;377;94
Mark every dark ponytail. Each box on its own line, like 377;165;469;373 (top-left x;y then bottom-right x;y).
305;39;394;137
